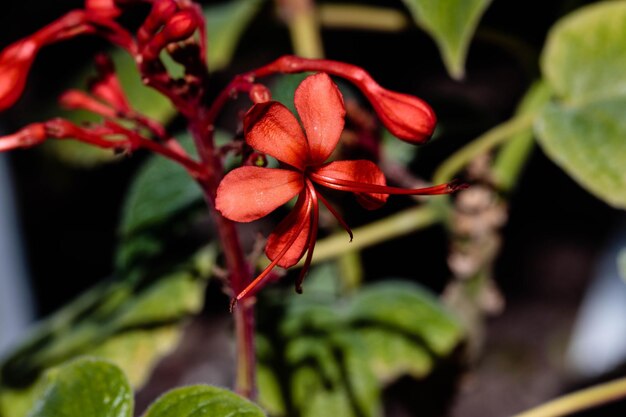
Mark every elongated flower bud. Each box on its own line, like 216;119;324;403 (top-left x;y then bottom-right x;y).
0;122;47;151
0;39;39;112
250;55;437;144
59;90;118;118
361;83;436;144
141;10;198;61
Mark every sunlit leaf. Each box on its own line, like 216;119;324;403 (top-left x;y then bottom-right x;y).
143;385;265;417
535;99;626;209
541;1;626;105
536;1;626;210
28;358;133;417
401;0;492;79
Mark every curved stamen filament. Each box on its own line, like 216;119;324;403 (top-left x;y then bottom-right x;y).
233;189;313;308
296;180;319;293
310;172;466;195
316;191;353;242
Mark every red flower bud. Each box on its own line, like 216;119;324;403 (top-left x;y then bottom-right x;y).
361;84;436;144
249;84;271;104
90;54;131;112
141;10;197;61
0;122;47;151
85;0;122;19
250;55;437;144
59;90;118;119
0;39;41;112
137;0;178;46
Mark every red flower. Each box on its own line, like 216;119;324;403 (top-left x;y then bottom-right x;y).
216;73;462;304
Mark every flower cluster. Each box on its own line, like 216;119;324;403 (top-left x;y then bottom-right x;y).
0;0;463;307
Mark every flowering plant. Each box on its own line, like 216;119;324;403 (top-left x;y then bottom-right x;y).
1;0;626;416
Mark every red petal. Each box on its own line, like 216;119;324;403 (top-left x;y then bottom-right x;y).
265;191;312;268
312;160;388;210
294;73;346;164
244;101;309;170
216;167;303;222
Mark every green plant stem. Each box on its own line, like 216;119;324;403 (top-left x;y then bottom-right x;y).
433;112;536;185
512;377;626;417
296;203;441;267
318;4;410;31
277;0;324;58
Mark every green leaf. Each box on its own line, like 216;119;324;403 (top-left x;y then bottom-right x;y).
5;359;262;417
401;0;492;79
535;99;626;209
28;358;133;417
535;1;626;209
205;0;266;72
257;268;464;417
119;135;203;236
144;385;265;417
541;1;626;105
347;281;463;355
0;247;216;417
355;328;432;384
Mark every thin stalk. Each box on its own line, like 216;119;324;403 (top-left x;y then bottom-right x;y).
298;203;441;267
277;0;324;58
433;112;536;185
512;377;626;417
318;4;410;32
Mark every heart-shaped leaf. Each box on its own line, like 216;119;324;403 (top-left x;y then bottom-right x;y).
541;1;626;105
536;1;626;209
535;99;626;209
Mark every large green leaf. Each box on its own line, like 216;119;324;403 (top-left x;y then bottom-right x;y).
401;0;492;79
144;385;265;417
256;269;464;417
541;1;626;105
535;99;626;209
205;0;266;72
535;1;626;210
27;358;133;417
